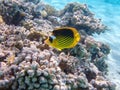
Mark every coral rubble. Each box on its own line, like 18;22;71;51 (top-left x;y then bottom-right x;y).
0;0;116;90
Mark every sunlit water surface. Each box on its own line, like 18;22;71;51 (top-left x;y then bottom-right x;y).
44;0;120;89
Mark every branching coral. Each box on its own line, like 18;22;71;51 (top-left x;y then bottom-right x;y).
59;2;106;35
0;0;116;90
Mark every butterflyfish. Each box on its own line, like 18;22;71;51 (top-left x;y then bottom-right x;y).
45;27;80;51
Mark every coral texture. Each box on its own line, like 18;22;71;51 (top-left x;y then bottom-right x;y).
0;0;116;90
59;2;107;35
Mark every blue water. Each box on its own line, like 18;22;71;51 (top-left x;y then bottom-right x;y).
44;0;120;89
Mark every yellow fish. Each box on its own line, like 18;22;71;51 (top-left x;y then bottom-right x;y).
45;27;80;51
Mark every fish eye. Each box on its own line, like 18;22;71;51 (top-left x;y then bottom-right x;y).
49;36;53;43
49;36;56;43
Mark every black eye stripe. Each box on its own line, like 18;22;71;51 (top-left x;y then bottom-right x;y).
49;36;53;43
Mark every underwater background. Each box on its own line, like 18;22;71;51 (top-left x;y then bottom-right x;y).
45;0;120;89
0;0;119;90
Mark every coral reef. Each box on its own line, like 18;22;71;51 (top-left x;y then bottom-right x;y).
0;45;115;90
59;2;106;35
70;36;110;73
0;0;116;90
0;0;57;25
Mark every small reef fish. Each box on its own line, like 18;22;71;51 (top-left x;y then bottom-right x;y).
45;27;80;51
7;54;15;65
